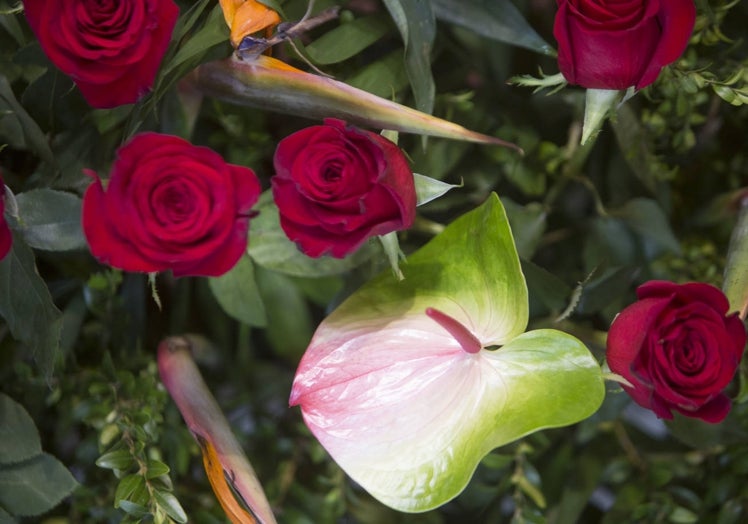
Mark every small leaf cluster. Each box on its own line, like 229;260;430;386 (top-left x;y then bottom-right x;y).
88;365;187;524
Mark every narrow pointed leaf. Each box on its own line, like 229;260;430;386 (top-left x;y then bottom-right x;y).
290;194;605;511
157;337;277;524
382;0;436;114
432;0;554;56
192;56;520;150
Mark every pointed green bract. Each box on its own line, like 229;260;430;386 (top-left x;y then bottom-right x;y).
582;88;622;145
290;194;604;512
724;201;748;317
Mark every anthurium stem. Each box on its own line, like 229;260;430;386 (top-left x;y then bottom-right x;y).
425;307;482;353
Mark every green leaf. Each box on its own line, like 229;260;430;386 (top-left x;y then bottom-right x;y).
611;198;681;256
577;266;639;315
344;50;410;98
432;0;554;56
256;266;314;362
414;173;461;206
521;259;573;314
0;75;55;166
382;0;436;114
248;191;376;277
14;189;86;251
0;453;77;517
114;474;145;506
145;460;170;480
502;198;547;260
291;194;604;511
0;232;63;379
161;4;229;83
0;506;15;524
305;14;392;65
95;449;135;471
0;394;42;465
153;490;187;523
208;255;267;327
117;500;149;518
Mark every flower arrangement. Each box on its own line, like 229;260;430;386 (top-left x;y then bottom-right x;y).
1;1;747;523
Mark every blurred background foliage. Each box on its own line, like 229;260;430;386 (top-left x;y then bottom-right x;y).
1;0;748;522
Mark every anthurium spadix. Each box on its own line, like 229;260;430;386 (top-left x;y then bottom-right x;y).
290;194;605;512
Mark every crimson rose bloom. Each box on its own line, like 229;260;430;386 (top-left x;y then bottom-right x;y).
24;0;179;108
271;119;416;258
607;281;746;423
553;0;696;89
0;173;11;261
82;133;261;277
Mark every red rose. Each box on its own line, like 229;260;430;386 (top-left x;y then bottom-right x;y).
271;119;416;258
607;281;746;423
82;133;261;277
23;0;179;108
0;174;11;261
553;0;696;90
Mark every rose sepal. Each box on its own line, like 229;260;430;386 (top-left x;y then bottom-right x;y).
724;198;748;319
290;193;605;511
581;88;625;145
191;55;521;150
157;336;277;524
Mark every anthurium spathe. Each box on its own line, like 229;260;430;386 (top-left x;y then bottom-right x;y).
290;194;605;512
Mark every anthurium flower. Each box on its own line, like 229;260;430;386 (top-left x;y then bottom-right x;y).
290;194;604;512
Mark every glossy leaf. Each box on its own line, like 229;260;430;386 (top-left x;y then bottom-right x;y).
382;0;436;114
432;0;553;56
153;489;188;524
209;255;267;327
0;75;55;166
0;453;77;517
611;198;681;255
0;232;62;379
14;189;86;251
305;15;392;65
256;266;315;362
0;394;42;466
290;194;604;511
